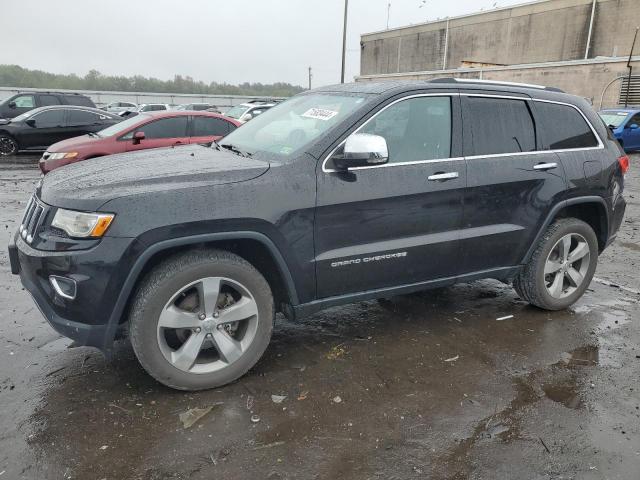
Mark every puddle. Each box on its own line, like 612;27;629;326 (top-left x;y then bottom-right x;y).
596;310;629;332
543;381;583;410
561;345;599;367
484;423;510;439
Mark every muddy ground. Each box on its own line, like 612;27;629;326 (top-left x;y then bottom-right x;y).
0;155;638;480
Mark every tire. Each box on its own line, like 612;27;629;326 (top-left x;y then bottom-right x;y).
513;218;598;310
128;249;274;391
0;134;18;156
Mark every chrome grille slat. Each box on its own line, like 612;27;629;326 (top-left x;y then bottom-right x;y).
20;195;49;244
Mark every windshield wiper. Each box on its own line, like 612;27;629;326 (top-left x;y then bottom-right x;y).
219;143;252;158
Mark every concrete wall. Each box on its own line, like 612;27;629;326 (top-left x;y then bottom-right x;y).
0;86;285;110
356;57;640;110
361;0;640;76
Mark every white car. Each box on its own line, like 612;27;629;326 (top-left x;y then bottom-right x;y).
137;103;171;113
225;100;281;123
103;101;138;113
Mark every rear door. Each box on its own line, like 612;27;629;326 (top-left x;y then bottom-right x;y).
124;115;189;152
459;93;567;275
315;92;466;298
190;115;233;144
66;109;110;137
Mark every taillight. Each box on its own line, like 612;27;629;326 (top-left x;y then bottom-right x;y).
618;155;630;174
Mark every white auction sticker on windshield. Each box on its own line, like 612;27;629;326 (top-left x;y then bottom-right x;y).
302;108;339;121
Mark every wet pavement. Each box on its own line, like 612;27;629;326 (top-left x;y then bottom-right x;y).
1;155;639;479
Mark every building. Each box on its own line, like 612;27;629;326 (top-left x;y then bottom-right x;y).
357;0;640;109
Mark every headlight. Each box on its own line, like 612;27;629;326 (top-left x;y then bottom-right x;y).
47;152;78;160
51;208;115;238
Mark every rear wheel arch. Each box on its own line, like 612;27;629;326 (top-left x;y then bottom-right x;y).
522;197;609;264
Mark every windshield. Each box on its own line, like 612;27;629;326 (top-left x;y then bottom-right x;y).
220;93;367;156
97;114;150;137
599;111;629;128
226;105;249;119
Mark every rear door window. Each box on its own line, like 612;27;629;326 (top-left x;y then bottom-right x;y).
66;96;94;107
192;116;231;136
465;97;536;155
39;95;62;106
68;109;103;125
534;102;599;150
359;96;452;163
137;116;188;138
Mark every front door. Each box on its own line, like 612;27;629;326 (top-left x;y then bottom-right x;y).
459;93;567;274
124;116;189;152
19;108;69;149
314;93;466;298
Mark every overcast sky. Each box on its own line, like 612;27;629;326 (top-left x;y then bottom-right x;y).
3;0;525;88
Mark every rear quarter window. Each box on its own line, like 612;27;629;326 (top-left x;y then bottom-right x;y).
535;102;599;150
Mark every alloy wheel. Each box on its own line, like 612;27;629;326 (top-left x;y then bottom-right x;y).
544;233;591;299
0;136;17;156
156;276;259;374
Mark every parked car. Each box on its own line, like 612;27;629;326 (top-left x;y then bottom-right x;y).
9;79;627;391
0;106;121;156
102;101;138;114
119;103;171;119
599;108;640;152
0;91;95;120
175;103;220;113
40;111;241;173
225;99;280;123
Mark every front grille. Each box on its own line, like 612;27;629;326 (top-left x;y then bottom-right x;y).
19;196;49;244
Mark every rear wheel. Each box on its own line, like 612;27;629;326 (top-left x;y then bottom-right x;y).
513;218;598;310
0;135;18;156
129;250;274;390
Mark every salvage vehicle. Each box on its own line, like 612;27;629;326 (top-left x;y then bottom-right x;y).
0;106;121;156
225;99;280;123
40;111;240;173
9;79;628;390
0;91;95;120
599;108;640;152
102;101;138;114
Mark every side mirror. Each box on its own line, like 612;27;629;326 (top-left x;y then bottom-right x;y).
332;133;389;171
132;131;145;144
242;113;253;122
629;123;639;130
25;119;36;127
8;101;16;109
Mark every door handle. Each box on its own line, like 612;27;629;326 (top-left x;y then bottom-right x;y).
428;172;459;181
533;162;558;171
173;141;184;145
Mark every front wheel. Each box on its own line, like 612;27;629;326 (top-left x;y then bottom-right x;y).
513;218;598;310
129;250;274;390
0;135;18;156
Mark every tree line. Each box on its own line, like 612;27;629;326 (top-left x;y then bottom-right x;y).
0;65;305;97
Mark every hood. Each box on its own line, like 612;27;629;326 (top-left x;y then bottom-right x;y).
48;134;103;152
39;145;270;211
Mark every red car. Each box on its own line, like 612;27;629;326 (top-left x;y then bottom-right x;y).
39;111;241;173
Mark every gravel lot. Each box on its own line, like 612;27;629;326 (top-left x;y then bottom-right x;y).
0;155;639;479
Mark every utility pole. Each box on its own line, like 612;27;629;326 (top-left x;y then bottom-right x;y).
308;66;312;90
625;27;639;108
341;0;349;83
386;2;391;29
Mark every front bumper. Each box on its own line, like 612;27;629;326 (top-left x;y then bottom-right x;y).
9;232;142;350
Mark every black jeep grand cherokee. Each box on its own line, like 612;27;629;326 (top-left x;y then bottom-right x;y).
9;79;628;390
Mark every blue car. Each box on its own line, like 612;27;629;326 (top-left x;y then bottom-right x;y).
599;108;640;152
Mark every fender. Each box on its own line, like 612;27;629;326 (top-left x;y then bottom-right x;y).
101;231;299;355
520;196;609;264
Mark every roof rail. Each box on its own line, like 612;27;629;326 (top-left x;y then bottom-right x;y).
430;77;565;93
